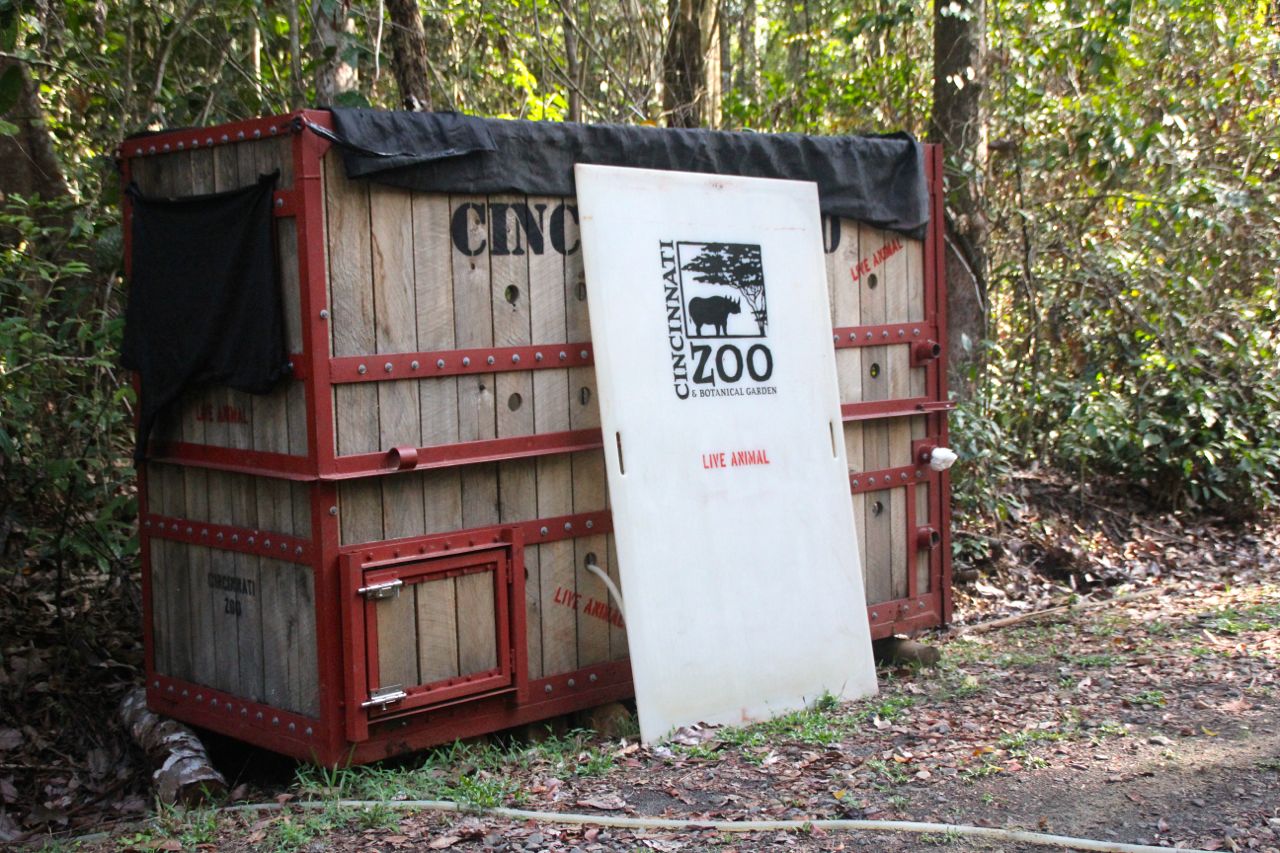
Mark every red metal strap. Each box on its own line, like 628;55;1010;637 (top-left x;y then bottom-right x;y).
841;398;955;422
330;343;594;384
330;429;605;478
833;322;938;349
143;513;313;563
849;464;933;494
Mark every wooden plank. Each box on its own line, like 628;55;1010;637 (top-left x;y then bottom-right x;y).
906;237;927;399
413;194;461;448
571;450;609;667
452;195;496;443
288;482;318;715
146;464;170;676
881;229;912;602
455;571;498;675
911;415;931;596
829;218;863;406
527;195;572;679
491;194;536;440
204;469;240;695
416;575;460;683
857;225;893;605
845;426;869;595
376;590;421;691
229;472;264;702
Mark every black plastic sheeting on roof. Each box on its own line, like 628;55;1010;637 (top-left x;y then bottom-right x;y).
318;108;928;239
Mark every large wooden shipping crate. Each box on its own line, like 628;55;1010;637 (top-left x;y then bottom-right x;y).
121;111;951;763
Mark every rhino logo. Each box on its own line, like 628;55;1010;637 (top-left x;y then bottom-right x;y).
688;296;741;336
677;242;767;339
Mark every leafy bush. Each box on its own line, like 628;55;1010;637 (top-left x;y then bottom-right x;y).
0;196;136;588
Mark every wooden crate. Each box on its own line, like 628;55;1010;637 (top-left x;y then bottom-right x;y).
123;111;951;763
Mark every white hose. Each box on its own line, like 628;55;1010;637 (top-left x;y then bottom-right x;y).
216;799;1213;853
584;562;625;620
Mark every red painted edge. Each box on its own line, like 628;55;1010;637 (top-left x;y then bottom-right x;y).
330;429;606;479
331;343;594;384
832;322;939;349
142;513;313;564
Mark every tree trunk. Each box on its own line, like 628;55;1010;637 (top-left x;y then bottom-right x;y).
287;0;305;108
0;59;70;203
718;0;731;125
118;689;227;805
563;5;582;121
930;0;988;394
386;0;432;110
736;0;757;104
663;0;717;127
314;2;359;105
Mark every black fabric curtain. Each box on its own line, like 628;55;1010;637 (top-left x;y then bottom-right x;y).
123;171;288;461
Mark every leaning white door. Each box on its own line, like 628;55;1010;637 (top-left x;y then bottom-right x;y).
575;165;877;743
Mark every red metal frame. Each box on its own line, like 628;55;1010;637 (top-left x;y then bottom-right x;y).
126;112;952;765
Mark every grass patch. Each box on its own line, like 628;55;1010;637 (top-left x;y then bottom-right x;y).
1125;689;1167;708
1063;652;1122;668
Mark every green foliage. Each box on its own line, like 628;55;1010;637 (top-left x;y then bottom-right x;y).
0;196;136;586
959;0;1280;518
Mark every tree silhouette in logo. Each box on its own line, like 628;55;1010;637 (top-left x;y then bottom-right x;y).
681;243;767;335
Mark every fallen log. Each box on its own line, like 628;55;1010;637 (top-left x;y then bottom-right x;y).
118;688;226;805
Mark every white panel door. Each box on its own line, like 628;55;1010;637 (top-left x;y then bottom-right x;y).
575;165;877;742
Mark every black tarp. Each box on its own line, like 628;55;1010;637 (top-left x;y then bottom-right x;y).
123;172;288;461
317;108;928;239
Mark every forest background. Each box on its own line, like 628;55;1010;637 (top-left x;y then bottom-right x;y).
0;0;1277;824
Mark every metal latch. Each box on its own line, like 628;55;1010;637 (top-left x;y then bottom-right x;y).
357;578;403;600
361;685;407;709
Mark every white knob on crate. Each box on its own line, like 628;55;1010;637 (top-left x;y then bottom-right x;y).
930;447;958;471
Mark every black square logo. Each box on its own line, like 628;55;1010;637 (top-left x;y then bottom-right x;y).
676;242;768;339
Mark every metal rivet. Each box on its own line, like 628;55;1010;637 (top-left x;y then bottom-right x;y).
231;534;239;543
866;332;873;340
135;148;142;155
319;309;329;320
206;137;214;146
544;684;553;694
220;135;228;143
163;144;170;152
176;142;183;150
153;680;160;689
919;601;925;609
833;334;839;343
241;707;248;716
580;350;589;359
253;129;261;138
849;333;857;341
186;526;193;534
589;673;598;683
900;472;908;481
202;528;209;538
280;542;288;552
295;546;304;556
192;139;199;147
329;506;338;516
913;328;921;336
182;690;189;698
247;536;255;545
272;717;280;726
305;726;313;736
540;526;549;536
256;711;263;720
144;520;152;528
898;329;905;337
871;612;879;620
287;361;294;371
411;360;420;370
567;678;576;687
211;697;219;706
869;477;876;485
559;351;567;360
585;519;594;529
512;354;520;364
264;539;271;548
486;355;496;365
436;359;446;369
148;146;156;154
237;131;245;139
216;532;224;541
535;352;543;362
196;694;203;702
882;331;889;339
357;364;367;375
564;522;572;531
852;480;860;487
288;722;296;732
167;685;174;693
917;470;926;478
275;197;283;208
462;357;471;367
384;362;393;373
